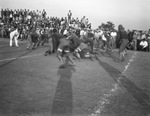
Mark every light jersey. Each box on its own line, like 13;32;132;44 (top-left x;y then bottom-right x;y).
80;30;85;36
94;32;102;39
141;34;146;39
63;29;68;35
102;34;107;41
110;32;117;37
10;29;19;38
140;41;148;48
27;15;31;20
61;21;65;25
98;30;103;35
10;14;13;18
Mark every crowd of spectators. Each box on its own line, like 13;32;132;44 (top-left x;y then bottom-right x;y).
0;8;91;39
0;8;150;52
125;29;150;52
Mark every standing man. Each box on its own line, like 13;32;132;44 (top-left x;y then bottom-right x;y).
139;38;148;52
9;28;20;47
110;30;117;51
67;10;72;24
117;25;129;62
42;9;47;19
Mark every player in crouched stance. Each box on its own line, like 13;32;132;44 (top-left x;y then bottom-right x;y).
74;42;93;61
57;38;75;65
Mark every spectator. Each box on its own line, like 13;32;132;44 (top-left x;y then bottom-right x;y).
67;10;72;24
132;30;138;51
117;24;129;62
139;38;148;52
136;31;142;51
42;9;47;19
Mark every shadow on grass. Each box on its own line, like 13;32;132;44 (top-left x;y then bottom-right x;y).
51;60;76;116
95;55;150;115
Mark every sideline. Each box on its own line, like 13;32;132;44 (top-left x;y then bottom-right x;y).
89;51;138;116
122;52;137;75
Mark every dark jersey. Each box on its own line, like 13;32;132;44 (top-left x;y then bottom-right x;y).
58;38;70;49
51;33;65;41
120;30;128;40
30;32;39;43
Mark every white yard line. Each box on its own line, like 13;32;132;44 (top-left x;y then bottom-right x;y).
0;53;43;62
122;52;137;75
89;51;137;116
0;57;17;62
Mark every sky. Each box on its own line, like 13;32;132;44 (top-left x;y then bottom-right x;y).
0;0;150;30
